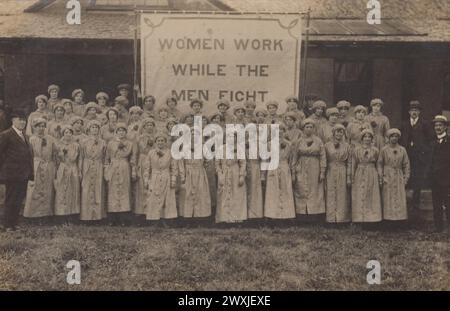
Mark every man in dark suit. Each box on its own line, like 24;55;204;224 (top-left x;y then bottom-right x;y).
400;101;432;210
429;115;450;233
0;110;34;231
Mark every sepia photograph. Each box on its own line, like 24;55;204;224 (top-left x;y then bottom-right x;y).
0;0;449;295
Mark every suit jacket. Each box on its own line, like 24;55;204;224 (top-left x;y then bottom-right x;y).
430;134;450;190
0;127;34;182
400;117;432;154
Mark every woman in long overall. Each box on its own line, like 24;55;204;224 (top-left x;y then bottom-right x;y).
264;125;296;225
144;132;178;224
292;118;327;222
215;142;247;225
351;129;382;228
23;118;57;224
134;118;156;220
104;123;136;226
324;124;352;225
80;120;107;223
377;128;410;230
54;125;81;223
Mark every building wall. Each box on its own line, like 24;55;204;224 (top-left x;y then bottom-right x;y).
372;59;403;128
1;40;448;125
304;42;450;127
0;39;134;113
408;59;447;121
47;54;134;102
302;58;334;105
4;54;48;113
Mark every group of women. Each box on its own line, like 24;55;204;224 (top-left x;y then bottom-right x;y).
22;83;411;228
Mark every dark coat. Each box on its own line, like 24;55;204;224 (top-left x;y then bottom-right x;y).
429;134;450;191
0;127;34;182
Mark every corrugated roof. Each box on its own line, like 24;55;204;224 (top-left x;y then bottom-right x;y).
308;19;422;36
219;0;450;42
219;0;450;19
0;0;224;40
0;0;449;42
94;0;169;5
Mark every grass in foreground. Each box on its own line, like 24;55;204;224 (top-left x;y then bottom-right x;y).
0;222;449;290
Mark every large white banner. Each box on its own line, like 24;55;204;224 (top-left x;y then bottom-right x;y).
140;13;303;114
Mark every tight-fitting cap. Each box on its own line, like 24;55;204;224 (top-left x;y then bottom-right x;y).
35;95;48;105
47;84;60;93
32;117;47;128
96;92;109;101
71;89;84;99
370;98;384;107
386;128;402;138
360;129;374;140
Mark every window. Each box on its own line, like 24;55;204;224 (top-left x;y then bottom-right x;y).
334;60;372;106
